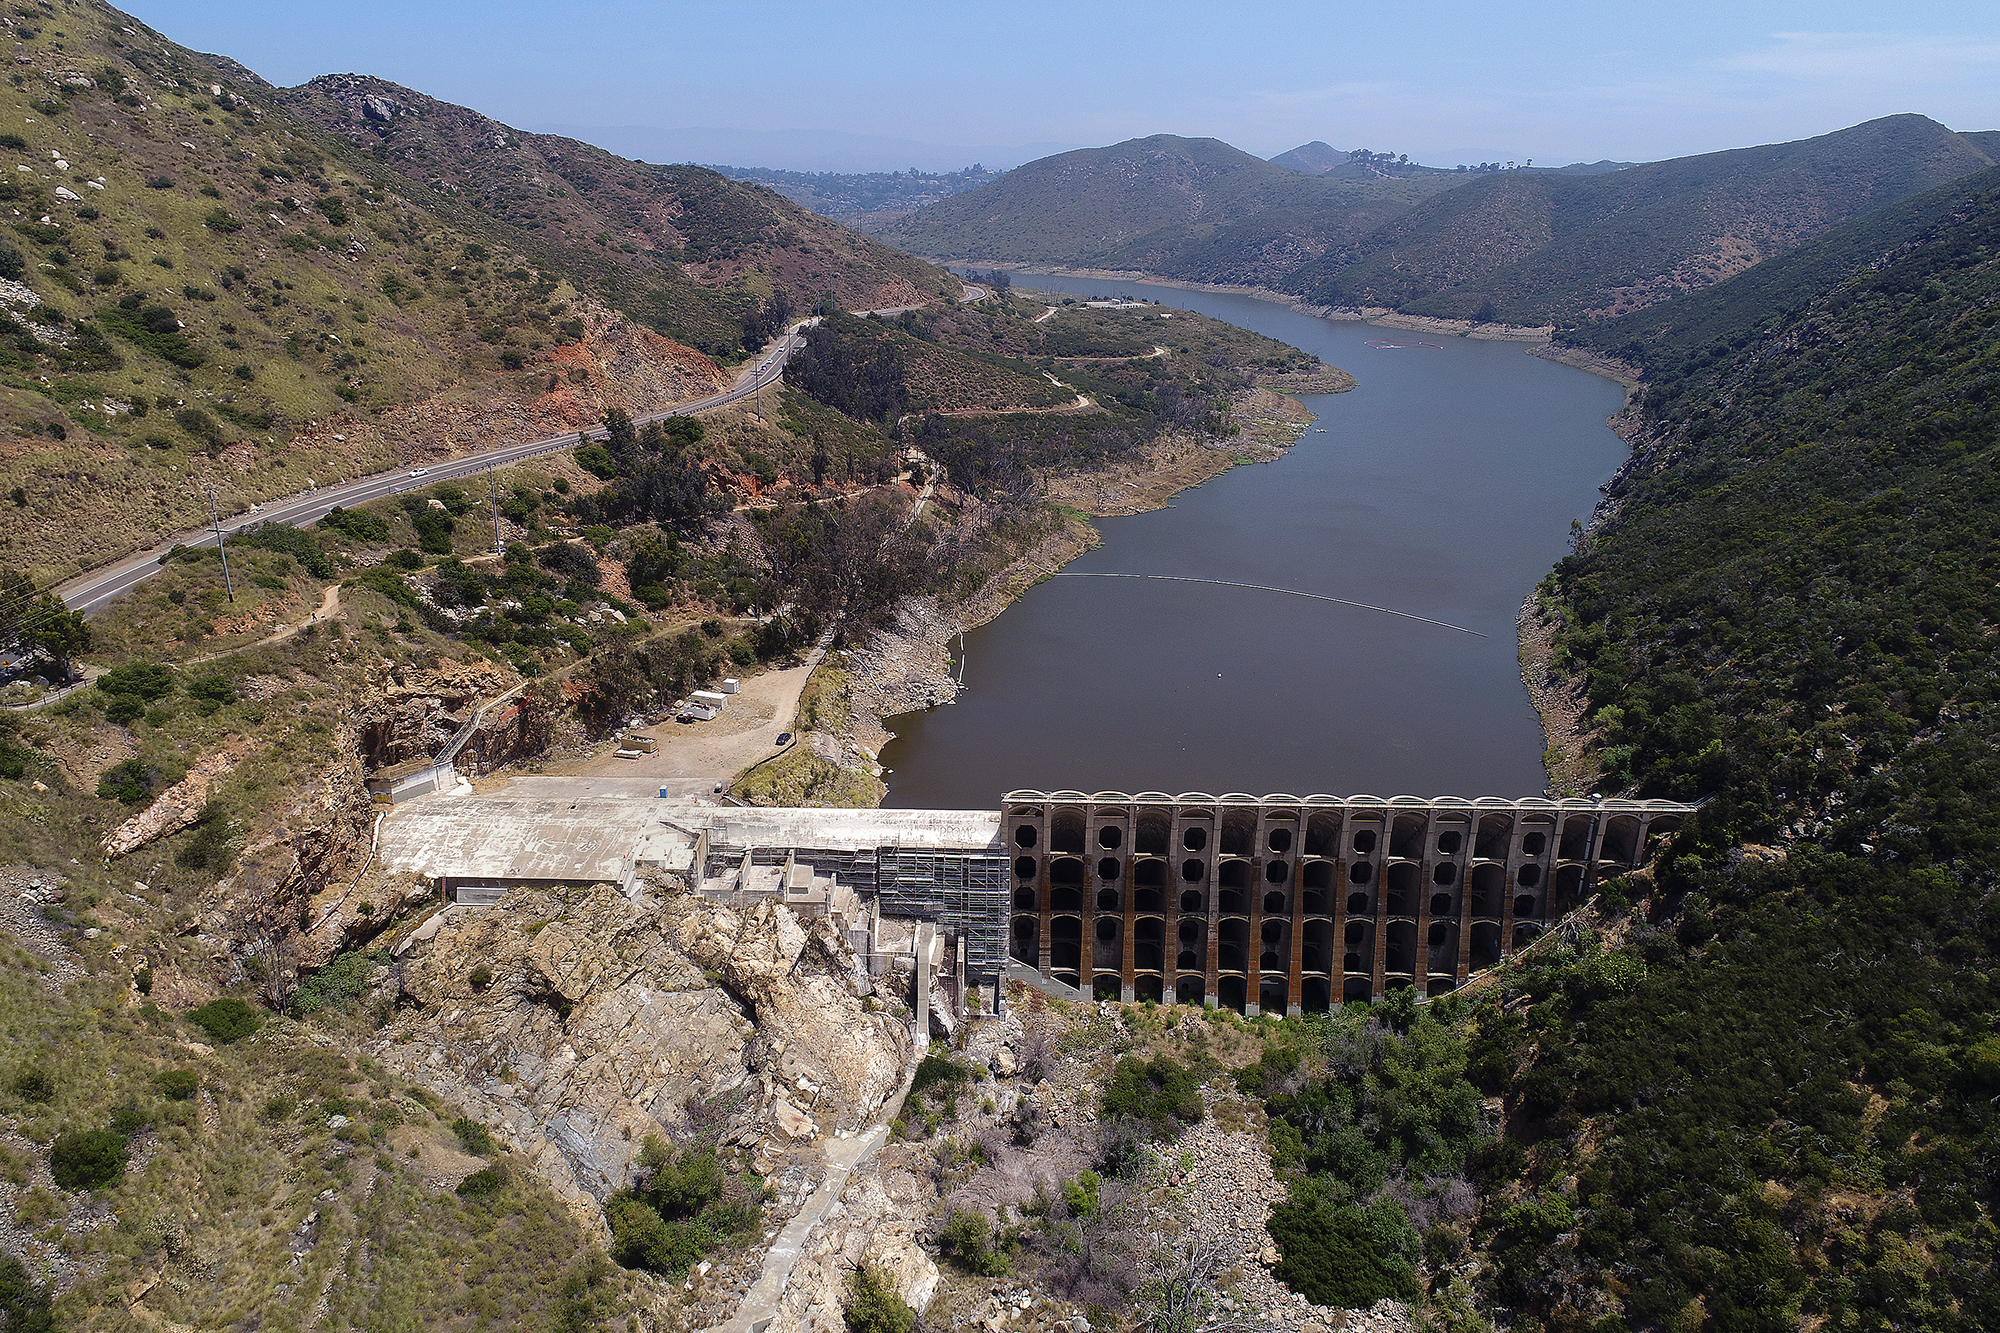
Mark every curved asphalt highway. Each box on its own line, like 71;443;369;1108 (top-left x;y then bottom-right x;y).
55;322;815;616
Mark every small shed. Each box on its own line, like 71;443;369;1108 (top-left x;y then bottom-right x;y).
365;757;455;805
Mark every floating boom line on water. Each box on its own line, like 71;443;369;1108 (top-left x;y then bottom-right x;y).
1051;572;1485;636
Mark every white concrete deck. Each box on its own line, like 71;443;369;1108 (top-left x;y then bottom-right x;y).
700;807;1003;852
377;795;685;884
379;795;1004;889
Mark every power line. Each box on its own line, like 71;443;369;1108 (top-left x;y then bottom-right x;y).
206;484;235;603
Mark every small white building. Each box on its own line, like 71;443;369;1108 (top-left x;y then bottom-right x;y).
364;757;457;805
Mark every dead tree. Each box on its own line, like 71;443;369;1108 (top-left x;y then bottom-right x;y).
1134;1230;1252;1333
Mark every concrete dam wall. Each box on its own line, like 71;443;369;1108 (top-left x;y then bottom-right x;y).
378;785;1697;1017
1001;791;1697;1015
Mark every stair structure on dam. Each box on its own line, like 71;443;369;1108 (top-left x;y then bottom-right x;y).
375;784;1697;1018
1001;791;1699;1015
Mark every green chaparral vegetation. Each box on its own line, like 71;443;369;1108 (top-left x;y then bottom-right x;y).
1462;172;2000;1331
1562;163;2000;372
604;1134;764;1279
791;290;1316;500
1290;114;1998;324
0;940;634;1330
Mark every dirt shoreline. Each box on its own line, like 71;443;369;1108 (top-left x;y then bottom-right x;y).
956;261;1559;342
1517;591;1602;798
1528;342;1646;396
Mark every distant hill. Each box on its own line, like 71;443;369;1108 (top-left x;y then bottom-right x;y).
877;133;1470;280
706;164;1003;223
881;116;1996;329
1962;129;2000;156
1550;160;1640;175
1563;163;2000;374
1287;113;1998;324
876;135;1324;264
1273;142;1636;180
1269;142;1345;174
1273;142;1638;179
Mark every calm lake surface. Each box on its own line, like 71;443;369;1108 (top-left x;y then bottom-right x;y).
880;277;1628;808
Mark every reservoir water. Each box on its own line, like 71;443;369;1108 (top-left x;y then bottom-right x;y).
879;277;1629;808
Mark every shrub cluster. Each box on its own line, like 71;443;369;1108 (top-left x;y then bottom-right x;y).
292;952;387;1015
1260;998;1485;1310
844;1262;915;1333
49;1128;126;1190
1100;1056;1202;1138
185;997;262;1045
604;1136;760;1278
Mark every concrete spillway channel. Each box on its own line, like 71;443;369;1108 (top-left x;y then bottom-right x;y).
706;1036;925;1333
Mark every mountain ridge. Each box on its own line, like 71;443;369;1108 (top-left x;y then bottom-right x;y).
1560;162;2000;374
1300;112;1998;323
1268;141;1346;174
877;132;1470;281
882;114;1998;328
0;1;956;585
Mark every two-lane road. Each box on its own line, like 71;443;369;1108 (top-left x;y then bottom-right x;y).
56;322;816;615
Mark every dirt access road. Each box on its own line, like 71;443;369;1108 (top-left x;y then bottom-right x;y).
490;636;834;800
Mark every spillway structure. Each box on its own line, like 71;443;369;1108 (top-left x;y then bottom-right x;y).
1001;791;1698;1015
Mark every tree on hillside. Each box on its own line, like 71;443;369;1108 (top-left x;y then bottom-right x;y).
602;407;637;457
740;290;795;354
755;497;925;630
789;317;908;424
0;568;90;682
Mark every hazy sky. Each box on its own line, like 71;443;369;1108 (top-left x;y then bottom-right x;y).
126;0;2000;171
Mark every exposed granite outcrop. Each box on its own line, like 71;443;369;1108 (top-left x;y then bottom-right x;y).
765;1142;942;1333
368;881;914;1238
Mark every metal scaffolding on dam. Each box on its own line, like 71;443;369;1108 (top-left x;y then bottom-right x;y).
1001;791;1700;1015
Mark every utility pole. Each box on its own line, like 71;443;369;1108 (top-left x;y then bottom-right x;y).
206;483;235;602
488;469;502;554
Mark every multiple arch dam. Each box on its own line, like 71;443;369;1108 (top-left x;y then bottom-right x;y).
1002;791;1697;1015
377;777;1699;1018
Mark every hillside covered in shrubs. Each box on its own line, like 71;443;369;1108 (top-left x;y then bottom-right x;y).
0;0;953;587
1484;168;2000;1332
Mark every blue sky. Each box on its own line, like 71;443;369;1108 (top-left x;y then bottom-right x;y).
125;0;2000;172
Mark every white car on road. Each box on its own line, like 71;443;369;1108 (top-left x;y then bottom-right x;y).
409;468;430;478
